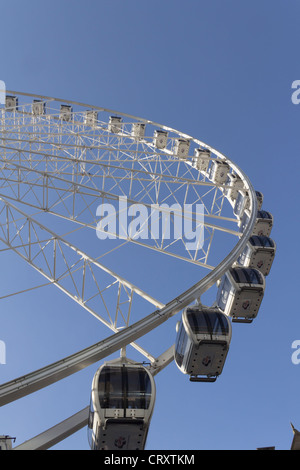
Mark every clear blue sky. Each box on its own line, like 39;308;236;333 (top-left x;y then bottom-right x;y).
0;0;299;450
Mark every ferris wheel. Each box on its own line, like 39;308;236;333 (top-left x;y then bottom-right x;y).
0;91;275;450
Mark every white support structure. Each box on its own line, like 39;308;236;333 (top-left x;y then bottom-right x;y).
13;407;89;450
0;197;164;362
150;345;175;376
0;91;259;449
0;188;256;406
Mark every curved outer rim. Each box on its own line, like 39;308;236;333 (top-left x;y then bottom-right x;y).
0;91;258;405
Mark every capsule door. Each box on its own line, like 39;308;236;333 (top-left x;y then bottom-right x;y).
174;138;190;159
208;160;229;184
90;363;155;451
224;173;244;203
97;419;148;450
188;341;229;382
234;190;249;218
193;148;211;172
234;190;264;219
240;210;273;237
153;130;168;149
248;247;275;276
231;268;265;323
178;307;232;382
217;268;265;323
108;116;123;134
253;211;273;237
229;287;264;323
238;236;276;276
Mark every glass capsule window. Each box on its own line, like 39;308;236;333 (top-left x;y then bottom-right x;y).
186;309;229;336
98;366;152;410
175;323;189;368
257;210;272;220
249;236;274;248
230;268;264;285
216;275;232;310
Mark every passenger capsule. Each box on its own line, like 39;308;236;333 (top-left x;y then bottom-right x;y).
208;160;230;184
60;104;73;121
240;210;273;237
174;306;232;382
88;359;156;450
234;190;264;218
192;148;211;172
216;267;265;323
32;99;45;116
174;138;190;159
0;436;14;450
131;122;145;139
224;173;244;203
153;130;168;149
5;95;18;112
108;116;123;134
237;235;276;276
255;191;264;210
85;110;98;127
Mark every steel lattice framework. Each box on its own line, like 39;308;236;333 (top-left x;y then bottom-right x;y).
0;91;258;449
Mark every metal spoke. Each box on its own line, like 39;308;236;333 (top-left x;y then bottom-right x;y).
0;91;259;450
0;196;164;362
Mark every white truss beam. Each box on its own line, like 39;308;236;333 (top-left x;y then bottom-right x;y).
13;407;89;450
0;91;258;449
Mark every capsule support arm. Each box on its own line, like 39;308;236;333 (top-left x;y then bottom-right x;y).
149;345;175;376
13;407;89;450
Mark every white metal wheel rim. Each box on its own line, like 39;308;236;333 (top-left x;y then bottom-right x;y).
0;91;258;436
